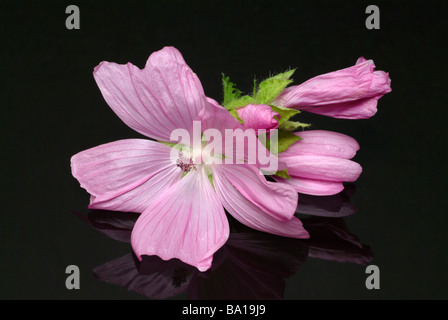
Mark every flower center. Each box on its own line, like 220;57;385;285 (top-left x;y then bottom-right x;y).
176;151;197;173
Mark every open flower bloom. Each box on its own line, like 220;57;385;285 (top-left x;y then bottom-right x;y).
71;46;308;272
273;57;391;119
275;130;362;196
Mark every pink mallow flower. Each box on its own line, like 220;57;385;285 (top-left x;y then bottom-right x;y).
237;104;280;131
273;57;391;119
274;130;362;196
71;46;308;272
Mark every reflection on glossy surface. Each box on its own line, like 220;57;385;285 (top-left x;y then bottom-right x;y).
295;184;358;217
81;188;372;299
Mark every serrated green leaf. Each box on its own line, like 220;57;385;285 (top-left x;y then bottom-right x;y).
274;168;292;179
277;130;302;154
255;78;293;104
254;69;296;104
266;69;296;81
279;120;311;131
222;73;242;108
226;95;257;110
270;105;300;126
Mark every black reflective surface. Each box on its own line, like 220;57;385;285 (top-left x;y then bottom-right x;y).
82;194;371;300
2;0;447;299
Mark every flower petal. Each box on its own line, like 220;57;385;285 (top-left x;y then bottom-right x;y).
71;139;182;213
280;130;360;159
213;164;297;221
201;98;282;173
281;155;362;183
93;46;207;142
131;167;229;272
274;176;344;196
212;165;309;239
297;96;381;119
273;57;391;119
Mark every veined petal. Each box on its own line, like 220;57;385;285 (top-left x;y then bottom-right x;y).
273;57;391;119
202;98;282;172
274;59;375;107
71;139;182;213
214;164;297;221
282;155;362;183
280;130;360;159
93;46;207;142
297;96;381;119
212;165;309;239
131;167;229;272
274;176;344;196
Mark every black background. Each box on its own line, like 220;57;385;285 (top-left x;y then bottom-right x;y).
1;0;447;300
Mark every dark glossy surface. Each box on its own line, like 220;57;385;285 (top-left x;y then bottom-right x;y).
1;0;447;299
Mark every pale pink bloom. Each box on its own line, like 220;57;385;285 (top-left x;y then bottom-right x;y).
237;104;279;131
273;57;391;119
71;46;308;272
275;130;362;196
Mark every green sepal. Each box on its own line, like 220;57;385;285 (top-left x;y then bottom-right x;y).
279;120;311;131
222;73;242;108
274;168;292;179
254;69;296;104
270;105;300;126
276;129;302;154
225;95;257;110
229;109;245;123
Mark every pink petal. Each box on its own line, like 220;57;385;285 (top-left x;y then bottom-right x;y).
273;57;391;119
213;164;297;221
93;46;207;142
298;96;381;119
200;97;245;141
281;155;362;183
236;104;279;131
280;130;360;159
71;139;182;213
131;167;229;272
201;98;282;172
274;176;344;196
212;165;309;239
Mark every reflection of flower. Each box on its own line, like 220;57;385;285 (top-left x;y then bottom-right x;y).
273;57;391;119
88;211;308;299
84;205;372;299
302;216;373;265
71;46;308;272
295;184;357;217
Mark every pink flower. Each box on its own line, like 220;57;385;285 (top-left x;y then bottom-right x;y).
71;46;308;272
273;57;391;119
237;104;280;131
275;130;362;196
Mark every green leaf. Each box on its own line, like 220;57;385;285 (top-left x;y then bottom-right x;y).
266;69;296;81
270;105;300;126
279;120;311;131
254;69;296;104
226;95;257;110
276;130;302;154
274;168;292;179
229;109;245;123
259;129;302;155
222;73;242;108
